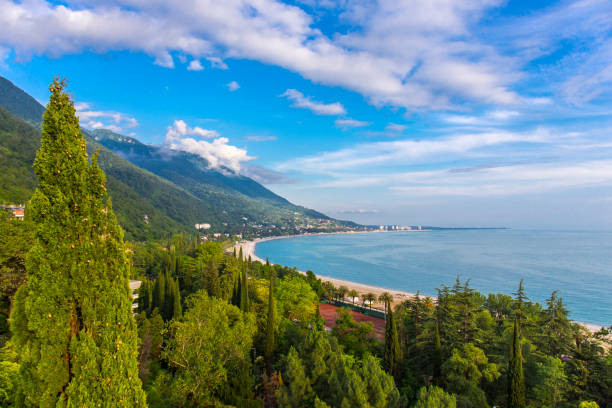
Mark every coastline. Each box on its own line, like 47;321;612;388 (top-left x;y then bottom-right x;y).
234;234;608;334
236;231;427;306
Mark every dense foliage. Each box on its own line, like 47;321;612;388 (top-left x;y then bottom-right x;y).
8;79;146;406
1;77;611;407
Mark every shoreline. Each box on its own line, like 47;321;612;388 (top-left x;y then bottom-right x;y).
234;234;607;334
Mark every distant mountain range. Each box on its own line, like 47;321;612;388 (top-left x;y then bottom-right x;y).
0;76;359;240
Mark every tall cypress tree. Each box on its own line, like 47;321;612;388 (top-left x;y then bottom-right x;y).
384;300;402;382
154;271;166;313
172;279;182;320
10;79;146;406
433;319;443;383
240;264;250;313
265;268;276;375
508;317;525;408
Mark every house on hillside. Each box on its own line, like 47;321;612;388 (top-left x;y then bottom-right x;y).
129;280;141;313
1;204;25;220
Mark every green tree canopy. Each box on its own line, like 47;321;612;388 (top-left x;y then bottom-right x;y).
10;78;146;407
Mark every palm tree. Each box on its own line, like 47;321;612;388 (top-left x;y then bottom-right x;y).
364;292;376;309
348;289;358;305
338;285;349;302
379;292;394;313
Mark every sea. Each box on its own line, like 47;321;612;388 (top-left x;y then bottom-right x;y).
255;229;612;326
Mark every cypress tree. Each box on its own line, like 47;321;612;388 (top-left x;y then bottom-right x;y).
265;268;276;375
433;319;442;382
10;78;146;406
172;279;182;320
154;272;165;313
384;301;402;382
205;258;221;298
240;265;250;313
508;317;525;408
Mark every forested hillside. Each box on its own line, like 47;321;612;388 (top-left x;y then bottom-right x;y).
0;76;360;240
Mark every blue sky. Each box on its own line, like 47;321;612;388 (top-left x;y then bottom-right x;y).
1;0;612;229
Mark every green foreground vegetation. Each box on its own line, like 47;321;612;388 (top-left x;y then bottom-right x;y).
1;80;611;407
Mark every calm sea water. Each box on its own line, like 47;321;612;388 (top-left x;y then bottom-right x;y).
255;230;612;326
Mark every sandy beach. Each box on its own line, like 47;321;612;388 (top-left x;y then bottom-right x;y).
235;235;426;308
233;236;608;334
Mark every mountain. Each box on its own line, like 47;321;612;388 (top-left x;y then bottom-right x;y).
0;76;359;240
0;77;45;126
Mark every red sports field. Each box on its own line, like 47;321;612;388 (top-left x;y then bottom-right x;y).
319;302;386;339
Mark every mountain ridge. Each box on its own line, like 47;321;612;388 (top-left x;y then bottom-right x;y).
0;76;359;240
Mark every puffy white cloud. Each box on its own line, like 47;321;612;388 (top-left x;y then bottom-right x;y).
227;81;240;91
281;89;345;115
75;102;138;132
335;118;370;129
164;119;254;173
187;59;204;71
0;0;524;111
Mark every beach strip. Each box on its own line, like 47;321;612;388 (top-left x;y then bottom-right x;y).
234;238;607;334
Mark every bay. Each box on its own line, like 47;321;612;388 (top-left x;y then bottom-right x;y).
255;229;612;326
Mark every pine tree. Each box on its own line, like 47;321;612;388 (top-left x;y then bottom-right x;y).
277;347;313;407
240;264;250;313
10;78;146;407
265;268;277;375
508;317;525;407
384;300;402;382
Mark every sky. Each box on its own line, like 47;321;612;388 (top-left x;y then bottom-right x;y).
1;0;612;229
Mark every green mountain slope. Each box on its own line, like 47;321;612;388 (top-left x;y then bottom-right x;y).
0;76;359;240
0;77;45;126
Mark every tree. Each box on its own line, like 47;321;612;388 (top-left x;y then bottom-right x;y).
10;79;146;406
204;257;221;298
277;347;313;407
384;302;402;381
379;292;393;313
240;264;250;313
265;269;277;375
532;356;567;408
508;318;525;408
348;289;358;305
275;275;318;323
337;285;349;301
165;290;256;406
364;292;376;309
414;386;456;408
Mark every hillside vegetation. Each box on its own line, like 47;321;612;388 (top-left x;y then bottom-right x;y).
0;76;359;240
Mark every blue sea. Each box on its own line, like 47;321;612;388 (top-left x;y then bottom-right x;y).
255;230;612;326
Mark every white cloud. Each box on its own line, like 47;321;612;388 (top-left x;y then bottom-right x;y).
335;118;370;129
164;120;254;173
336;208;380;214
279;129;549;173
0;0;525;111
227;81;240;91
247;135;277;142
75;102;138;132
165;119;219;139
206;56;229;70
385;123;407;133
187;60;204;71
281;89;346;115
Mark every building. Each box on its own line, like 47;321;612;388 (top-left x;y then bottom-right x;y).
129;280;141;313
1;205;25;220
